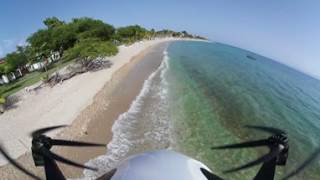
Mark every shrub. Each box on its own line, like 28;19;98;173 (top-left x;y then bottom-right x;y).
0;96;6;105
41;73;49;82
64;39;118;61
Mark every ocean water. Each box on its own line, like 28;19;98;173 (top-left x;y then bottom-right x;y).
167;41;320;179
85;41;320;180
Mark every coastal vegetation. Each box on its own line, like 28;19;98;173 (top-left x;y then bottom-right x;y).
0;17;206;98
0;96;5;113
64;39;118;61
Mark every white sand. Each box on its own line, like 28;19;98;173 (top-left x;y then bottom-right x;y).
0;38;181;166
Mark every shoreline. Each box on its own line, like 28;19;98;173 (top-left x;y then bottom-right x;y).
0;38;187;179
56;41;170;178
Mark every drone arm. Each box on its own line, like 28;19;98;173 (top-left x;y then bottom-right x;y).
44;155;66;180
254;157;277;180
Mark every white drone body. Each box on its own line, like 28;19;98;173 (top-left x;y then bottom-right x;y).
110;150;213;180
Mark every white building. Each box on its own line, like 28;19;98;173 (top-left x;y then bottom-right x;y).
26;51;61;72
1;75;9;84
26;62;46;72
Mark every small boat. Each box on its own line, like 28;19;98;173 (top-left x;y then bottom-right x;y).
246;55;256;60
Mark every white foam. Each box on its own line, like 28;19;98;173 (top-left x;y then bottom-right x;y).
81;50;171;179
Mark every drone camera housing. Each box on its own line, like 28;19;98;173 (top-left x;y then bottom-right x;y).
31;149;45;166
277;146;289;166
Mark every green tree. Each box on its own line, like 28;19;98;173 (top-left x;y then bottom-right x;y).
156;29;174;37
26;17;116;62
116;25;148;43
3;47;28;72
5;47;28;71
71;17;115;41
26;29;53;58
64;38;118;61
27;17;69;58
0;63;13;74
43;17;64;29
51;24;77;52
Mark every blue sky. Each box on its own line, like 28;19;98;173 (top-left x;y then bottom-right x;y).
1;0;320;78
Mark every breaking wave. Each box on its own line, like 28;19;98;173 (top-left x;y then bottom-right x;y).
82;50;171;179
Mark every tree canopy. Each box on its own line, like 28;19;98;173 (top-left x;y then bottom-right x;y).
0;46;28;74
1;16;206;75
71;18;115;41
26;17;116;58
64;39;118;61
43;17;65;29
116;25;148;43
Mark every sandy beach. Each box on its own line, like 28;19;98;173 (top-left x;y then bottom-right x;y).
0;38;182;179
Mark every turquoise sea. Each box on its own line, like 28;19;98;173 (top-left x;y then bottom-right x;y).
167;41;320;179
86;41;320;180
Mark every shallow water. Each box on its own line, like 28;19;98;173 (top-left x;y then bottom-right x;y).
167;41;320;179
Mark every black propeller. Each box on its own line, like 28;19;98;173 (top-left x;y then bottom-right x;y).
31;125;105;170
0;144;41;180
282;147;320;179
38;147;97;171
0;125;106;180
30;125;105;147
30;125;68;138
212;139;269;149
224;146;281;173
50;139;105;147
245;125;286;135
212;125;289;174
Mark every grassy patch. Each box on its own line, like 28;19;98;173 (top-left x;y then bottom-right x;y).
0;60;73;97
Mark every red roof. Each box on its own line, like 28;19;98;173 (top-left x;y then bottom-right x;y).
0;59;5;64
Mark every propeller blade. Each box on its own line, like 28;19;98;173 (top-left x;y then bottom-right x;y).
224;146;280;173
31;125;68;138
51;139;106;147
282;147;320;179
245;125;285;135
39;147;97;171
212;139;269;150
0;145;41;180
200;168;224;180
